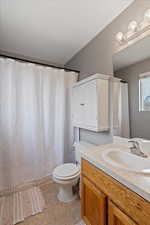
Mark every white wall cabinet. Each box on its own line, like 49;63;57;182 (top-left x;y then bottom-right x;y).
72;74;110;132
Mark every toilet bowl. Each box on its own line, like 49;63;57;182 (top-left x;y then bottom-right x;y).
53;163;80;203
53;141;95;203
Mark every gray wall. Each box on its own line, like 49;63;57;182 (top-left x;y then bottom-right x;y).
115;58;150;140
65;0;150;145
66;1;150;78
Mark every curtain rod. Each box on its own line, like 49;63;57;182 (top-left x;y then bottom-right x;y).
0;54;80;73
120;80;128;83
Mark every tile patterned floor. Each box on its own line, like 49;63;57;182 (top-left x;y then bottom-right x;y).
19;181;81;225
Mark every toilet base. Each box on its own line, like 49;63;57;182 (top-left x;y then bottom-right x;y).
57;183;77;203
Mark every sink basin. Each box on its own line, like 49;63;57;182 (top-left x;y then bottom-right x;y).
102;149;150;174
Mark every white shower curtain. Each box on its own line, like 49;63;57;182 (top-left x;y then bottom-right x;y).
120;82;130;138
113;81;130;138
0;57;78;191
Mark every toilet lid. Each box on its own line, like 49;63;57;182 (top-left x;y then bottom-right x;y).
53;163;80;178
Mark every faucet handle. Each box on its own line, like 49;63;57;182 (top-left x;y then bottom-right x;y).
128;140;135;143
129;139;142;148
128;140;138;148
128;140;148;158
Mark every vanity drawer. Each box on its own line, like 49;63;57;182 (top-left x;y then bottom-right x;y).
81;159;150;225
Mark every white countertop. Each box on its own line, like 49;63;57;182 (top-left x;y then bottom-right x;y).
81;143;150;202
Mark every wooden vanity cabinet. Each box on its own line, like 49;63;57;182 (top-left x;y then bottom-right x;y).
108;200;137;225
81;176;106;225
81;159;150;225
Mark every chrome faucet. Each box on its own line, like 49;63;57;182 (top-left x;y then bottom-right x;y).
128;140;148;158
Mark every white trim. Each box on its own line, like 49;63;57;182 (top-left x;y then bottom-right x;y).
74;124;109;132
115;24;150;53
111;77;121;83
74;127;80;142
139;74;150;112
139;71;150;79
139;79;142;112
72;74;111;87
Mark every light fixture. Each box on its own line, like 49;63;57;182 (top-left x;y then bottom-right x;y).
115;32;125;44
128;21;138;32
144;9;150;22
125;20;138;39
126;21;138;39
140;9;150;30
115;9;150;46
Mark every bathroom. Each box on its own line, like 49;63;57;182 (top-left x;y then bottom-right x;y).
0;0;150;225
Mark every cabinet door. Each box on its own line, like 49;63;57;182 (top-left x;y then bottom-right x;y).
81;176;106;225
72;85;84;124
72;80;98;130
82;80;97;128
108;200;137;225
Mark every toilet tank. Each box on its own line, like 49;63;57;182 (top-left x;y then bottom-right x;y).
73;141;95;165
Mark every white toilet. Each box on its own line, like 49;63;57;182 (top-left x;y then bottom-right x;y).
52;141;95;203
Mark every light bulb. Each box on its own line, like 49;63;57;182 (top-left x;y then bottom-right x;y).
115;32;124;43
128;21;138;32
144;9;150;22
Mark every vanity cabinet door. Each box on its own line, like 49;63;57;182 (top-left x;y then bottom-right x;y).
108;200;137;225
81;176;106;225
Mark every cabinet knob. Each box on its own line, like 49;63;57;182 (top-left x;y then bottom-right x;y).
80;103;85;106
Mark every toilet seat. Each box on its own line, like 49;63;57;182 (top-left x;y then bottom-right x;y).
53;163;80;180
